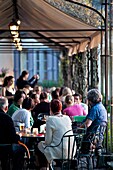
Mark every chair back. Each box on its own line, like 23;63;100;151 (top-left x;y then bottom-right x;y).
18;141;30;159
46;129;77;170
80;123;107;154
61;129;76;160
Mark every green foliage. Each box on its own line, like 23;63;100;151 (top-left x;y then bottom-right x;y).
0;67;9;77
106;116;113;152
38;79;63;88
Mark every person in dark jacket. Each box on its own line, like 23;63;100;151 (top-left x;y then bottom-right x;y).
32;92;50;130
16;70;39;90
0;97;25;170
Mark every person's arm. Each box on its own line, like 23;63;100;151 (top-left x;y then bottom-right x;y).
24;111;31;128
28;75;39;88
80;118;92;128
28;76;35;83
2;87;6;96
31;78;38;88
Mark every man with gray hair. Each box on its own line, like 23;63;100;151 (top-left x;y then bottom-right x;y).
0;97;25;170
80;89;107;155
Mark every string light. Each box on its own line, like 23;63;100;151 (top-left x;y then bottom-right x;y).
9;19;22;51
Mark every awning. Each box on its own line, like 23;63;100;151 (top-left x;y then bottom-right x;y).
0;0;103;54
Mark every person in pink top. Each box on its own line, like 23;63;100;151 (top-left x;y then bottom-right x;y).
63;95;87;117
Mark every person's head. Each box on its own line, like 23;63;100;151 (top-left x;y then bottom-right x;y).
34;85;42;95
50;99;62;115
20;70;29;80
14;90;26;105
73;93;82;104
31;93;40;104
22;97;34;110
3;76;14;87
65;95;74;106
0;97;8;113
51;90;59;100
62;87;72;97
87;89;102;104
59;86;65;97
40;92;48;101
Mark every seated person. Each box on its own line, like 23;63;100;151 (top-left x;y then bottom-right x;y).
12;97;34;132
73;93;88;114
32;92;50;130
8;90;26;117
80;89;107;154
0;97;25;170
51;89;60;100
35;99;76;169
63;95;87;118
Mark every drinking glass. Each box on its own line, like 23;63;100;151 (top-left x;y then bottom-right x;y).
32;128;38;135
19;123;25;131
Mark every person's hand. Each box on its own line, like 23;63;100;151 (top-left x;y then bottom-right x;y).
34;74;39;79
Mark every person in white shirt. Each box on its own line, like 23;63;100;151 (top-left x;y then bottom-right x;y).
35;99;76;169
12;97;34;132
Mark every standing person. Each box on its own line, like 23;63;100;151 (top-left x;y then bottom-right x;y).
0;97;25;170
2;76;15;107
16;70;39;90
80;89;107;154
35;99;76;169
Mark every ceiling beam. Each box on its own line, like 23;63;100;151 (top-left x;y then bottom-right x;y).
0;28;105;32
0;41;80;43
0;36;91;39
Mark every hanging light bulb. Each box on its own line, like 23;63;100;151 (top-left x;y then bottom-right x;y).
17;19;21;25
9;19;19;36
17;45;22;51
13;37;20;43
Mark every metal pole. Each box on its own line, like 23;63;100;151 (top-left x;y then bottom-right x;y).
104;0;109;152
109;0;113;152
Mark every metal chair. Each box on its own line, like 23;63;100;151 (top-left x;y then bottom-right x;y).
45;129;77;170
92;124;107;168
72;127;94;170
18;141;31;170
77;123;107;169
0;144;12;170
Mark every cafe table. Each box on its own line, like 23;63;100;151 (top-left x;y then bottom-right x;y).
17;131;45;151
19;132;45;144
18;132;45;169
21;133;45;141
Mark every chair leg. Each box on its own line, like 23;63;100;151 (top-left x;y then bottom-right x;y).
86;156;93;170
